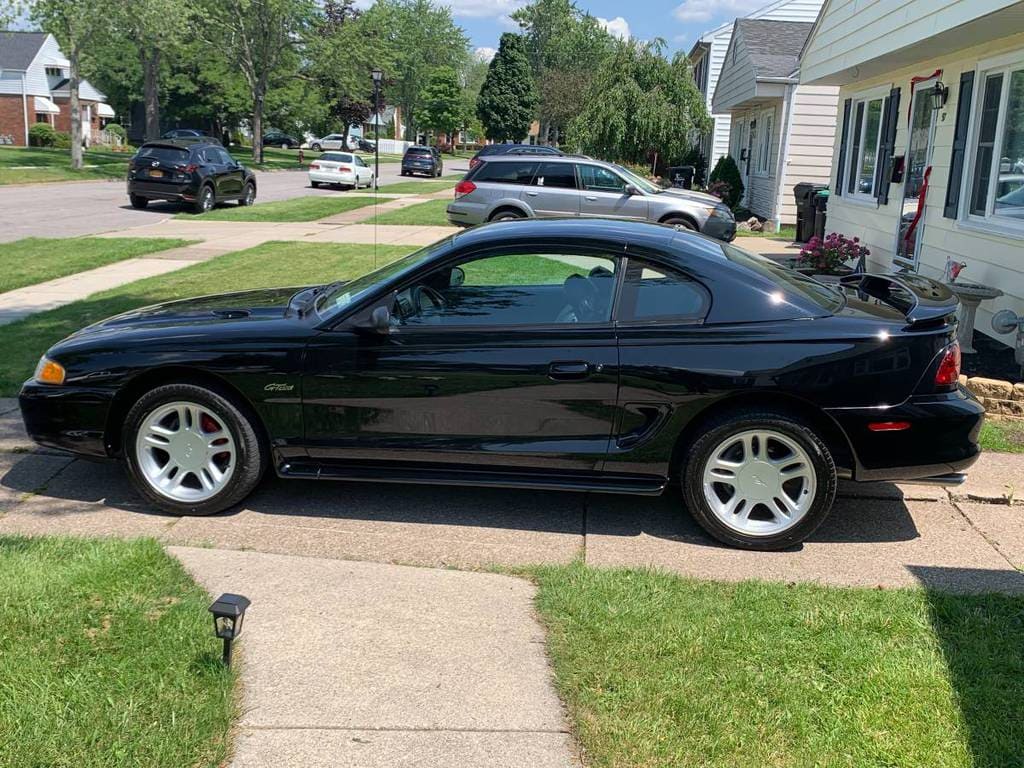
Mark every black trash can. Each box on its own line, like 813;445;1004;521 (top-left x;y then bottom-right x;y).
667;165;695;189
793;182;827;242
812;188;829;240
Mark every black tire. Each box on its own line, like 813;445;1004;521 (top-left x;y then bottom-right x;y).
663;216;696;231
311;143;322;152
193;184;215;214
681;408;837;550
281;142;290;150
123;383;266;516
129;195;149;209
239;182;256;206
400;170;408;176
489;208;525;222
310;180;320;188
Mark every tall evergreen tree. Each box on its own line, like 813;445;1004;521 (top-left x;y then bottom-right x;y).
476;33;536;143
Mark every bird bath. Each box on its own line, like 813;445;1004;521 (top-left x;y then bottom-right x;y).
946;280;1004;353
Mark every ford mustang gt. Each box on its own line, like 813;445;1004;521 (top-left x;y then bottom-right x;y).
19;219;983;550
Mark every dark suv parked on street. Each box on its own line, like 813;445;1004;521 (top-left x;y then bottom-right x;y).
469;142;563;171
401;145;443;177
127;140;257;214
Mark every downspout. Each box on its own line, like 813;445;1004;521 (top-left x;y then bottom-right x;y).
21;71;29;146
773;81;798;232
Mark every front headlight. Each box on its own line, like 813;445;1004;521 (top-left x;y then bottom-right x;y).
34;356;65;385
709;205;734;220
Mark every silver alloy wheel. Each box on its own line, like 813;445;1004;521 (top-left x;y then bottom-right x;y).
200;187;214;212
244;184;255;205
135;401;236;503
701;429;816;536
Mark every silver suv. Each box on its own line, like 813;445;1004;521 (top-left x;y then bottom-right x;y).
447;155;736;241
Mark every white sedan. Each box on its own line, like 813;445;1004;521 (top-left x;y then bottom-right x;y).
310;133;361;152
308;152;375;190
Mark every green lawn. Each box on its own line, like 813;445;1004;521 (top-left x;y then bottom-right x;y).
980;418;1024;453
0;237;192;294
0;241;413;394
375;179;458;195
368;199;452;226
0;146;131;185
0;536;235;768
736;224;798;240
239;147;403;170
531;564;1024;768
178;195;377;222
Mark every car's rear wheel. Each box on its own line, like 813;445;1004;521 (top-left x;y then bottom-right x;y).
682;409;837;550
124;384;266;516
129;195;148;209
240;182;256;206
310;180;320;188
311;143;322;152
193;185;214;214
489;209;524;222
281;142;290;150
663;216;696;231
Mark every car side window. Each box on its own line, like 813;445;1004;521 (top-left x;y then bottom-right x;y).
392;251;618;328
616;259;710;324
580;165;626;193
356;156;367;167
216;148;235;165
473;161;538;185
532;162;577;189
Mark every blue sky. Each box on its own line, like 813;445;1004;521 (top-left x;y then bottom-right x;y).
428;0;770;58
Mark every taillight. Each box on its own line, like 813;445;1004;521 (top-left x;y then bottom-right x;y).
454;180;476;198
309;163;320;170
469;157;481;170
338;166;351;172
183;164;198;174
934;341;961;389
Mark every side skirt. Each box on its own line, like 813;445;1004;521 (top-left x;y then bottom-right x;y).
276;460;667;496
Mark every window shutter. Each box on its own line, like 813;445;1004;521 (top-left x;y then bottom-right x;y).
944;71;975;219
874;87;901;205
834;98;852;196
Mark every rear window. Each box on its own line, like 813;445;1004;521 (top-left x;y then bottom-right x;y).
407;148;432;156
322;153;353;163
472;161;538;185
137;145;189;163
722;244;845;313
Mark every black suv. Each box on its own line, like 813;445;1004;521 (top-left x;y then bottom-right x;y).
262;130;300;149
469;143;563;171
127;140;257;214
401;145;443;177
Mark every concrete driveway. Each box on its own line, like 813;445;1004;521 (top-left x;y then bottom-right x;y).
0;161;468;243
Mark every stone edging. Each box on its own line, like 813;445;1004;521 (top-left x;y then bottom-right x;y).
960;375;1024;418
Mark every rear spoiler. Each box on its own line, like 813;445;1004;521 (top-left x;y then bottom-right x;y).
838;273;959;326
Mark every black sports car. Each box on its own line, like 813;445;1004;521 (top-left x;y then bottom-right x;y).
19;219;983;550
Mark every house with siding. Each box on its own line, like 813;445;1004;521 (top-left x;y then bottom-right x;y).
0;31;114;146
688;0;825;172
799;0;1024;345
711;19;840;227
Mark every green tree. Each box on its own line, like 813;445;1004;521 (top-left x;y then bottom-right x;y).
476;33;536;143
708;155;744;208
565;39;711;165
414;67;461;143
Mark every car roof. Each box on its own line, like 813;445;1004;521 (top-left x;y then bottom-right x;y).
478;154;599;166
140;139;221;150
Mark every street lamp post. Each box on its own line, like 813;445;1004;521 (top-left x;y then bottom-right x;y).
371;68;383;191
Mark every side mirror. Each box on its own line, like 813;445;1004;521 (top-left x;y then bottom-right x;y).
450;266;465;288
625;184;640;196
356;305;391;335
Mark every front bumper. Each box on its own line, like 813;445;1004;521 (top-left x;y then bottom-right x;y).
826;387;985;482
19;381;115;458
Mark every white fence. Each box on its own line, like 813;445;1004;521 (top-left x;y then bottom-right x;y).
376;138;414;154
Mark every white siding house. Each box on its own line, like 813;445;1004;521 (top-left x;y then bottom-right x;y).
799;0;1024;345
712;19;840;227
689;0;825;171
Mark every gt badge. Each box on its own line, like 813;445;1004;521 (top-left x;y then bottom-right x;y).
264;383;295;392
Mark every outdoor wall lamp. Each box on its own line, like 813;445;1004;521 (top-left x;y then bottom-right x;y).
209;593;250;668
931;81;949;111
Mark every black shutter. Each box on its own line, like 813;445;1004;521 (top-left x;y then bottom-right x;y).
944;71;975;218
834;98;852;196
875;87;901;205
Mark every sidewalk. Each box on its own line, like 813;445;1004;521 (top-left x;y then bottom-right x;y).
171;546;578;768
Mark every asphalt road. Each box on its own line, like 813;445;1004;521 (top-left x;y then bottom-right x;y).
0;161;467;244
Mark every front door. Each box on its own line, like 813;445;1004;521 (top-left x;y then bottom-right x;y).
895;78;939;267
216;147;244;196
578;163;649;220
743;118;757;205
302;248;621;474
523;161;580;217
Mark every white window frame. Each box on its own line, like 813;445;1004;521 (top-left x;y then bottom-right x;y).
959;49;1024;239
843;85;889;202
754;107;774;176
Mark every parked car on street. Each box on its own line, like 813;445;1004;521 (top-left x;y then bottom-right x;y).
161;128;210;139
447;156;737;240
469;143;563;171
310;134;351;152
19;218;981;550
262;131;300;149
308;151;375;190
126;140;256;213
401;145;443;177
355;137;376;152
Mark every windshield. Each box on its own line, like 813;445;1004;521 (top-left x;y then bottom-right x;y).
722;244;846;313
612;164;662;194
315;241;450;318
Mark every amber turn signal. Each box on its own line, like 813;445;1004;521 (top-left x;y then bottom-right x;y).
34;357;65;385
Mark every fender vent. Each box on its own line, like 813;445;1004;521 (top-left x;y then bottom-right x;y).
211;309;250;319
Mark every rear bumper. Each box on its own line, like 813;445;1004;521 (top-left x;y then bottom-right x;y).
826;386;984;482
446;200;485;227
19;381;115;458
128;179;197;202
403;164;435;175
308;170;358;185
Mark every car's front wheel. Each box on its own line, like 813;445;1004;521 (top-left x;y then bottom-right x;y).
663;216;696;231
281;142;290;150
240;182;256;206
682;409;837;550
124;383;266;516
311;143;322;152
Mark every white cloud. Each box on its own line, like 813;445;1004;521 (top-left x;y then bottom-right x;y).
474;46;497;62
443;0;524;18
673;0;764;22
597;16;631;40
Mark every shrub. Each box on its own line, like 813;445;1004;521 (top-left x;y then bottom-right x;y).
28;122;58;147
52;131;71;149
104;123;126;139
680;146;707;186
798;232;869;274
707;180;731;202
709;155;744;209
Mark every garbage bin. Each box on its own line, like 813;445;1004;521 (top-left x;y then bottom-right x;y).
667;165;695;190
793;182;827;242
812;188;829;241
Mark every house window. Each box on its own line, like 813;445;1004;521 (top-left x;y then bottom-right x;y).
44;66;62;77
966;59;1024;224
844;91;886;198
756;108;773;175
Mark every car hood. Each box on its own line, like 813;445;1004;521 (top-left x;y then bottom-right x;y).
659;188;724;206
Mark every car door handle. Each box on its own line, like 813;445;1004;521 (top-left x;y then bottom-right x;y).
548;361;591;380
526;191;539;196
585;195;598;201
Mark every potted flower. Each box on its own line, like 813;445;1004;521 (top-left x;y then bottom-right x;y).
796;233;868;281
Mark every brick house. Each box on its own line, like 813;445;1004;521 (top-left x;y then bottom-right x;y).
0;30;114;146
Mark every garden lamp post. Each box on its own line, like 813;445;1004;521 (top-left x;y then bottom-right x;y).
371;68;383;191
209;593;251;668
